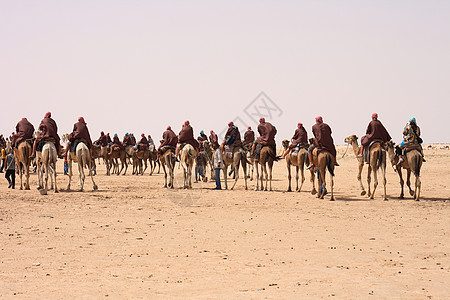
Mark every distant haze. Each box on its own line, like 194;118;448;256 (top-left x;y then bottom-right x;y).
1;1;449;144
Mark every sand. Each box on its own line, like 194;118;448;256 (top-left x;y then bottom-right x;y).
1;145;449;299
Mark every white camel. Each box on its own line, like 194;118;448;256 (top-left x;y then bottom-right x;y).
67;141;98;191
37;141;58;195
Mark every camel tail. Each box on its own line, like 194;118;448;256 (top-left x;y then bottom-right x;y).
326;155;334;177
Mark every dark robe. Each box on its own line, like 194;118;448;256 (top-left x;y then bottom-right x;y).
224;126;241;146
130;135;136;145
106;135;112;144
243;130;255;146
312;122;336;157
160;129;178;148
122;135;133;147
138;136;149;149
361;120;391;147
113;136;124;150
96;134;108;147
14;118;35;147
178;125;199;149
198;133;208;150
256;122;277;146
69;121;92;148
289;126;308;149
209;133;220;149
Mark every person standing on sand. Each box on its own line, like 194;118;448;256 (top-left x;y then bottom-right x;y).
5;151;15;189
213;144;223;190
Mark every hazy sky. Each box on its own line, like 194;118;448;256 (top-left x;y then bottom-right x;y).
1;1;449;144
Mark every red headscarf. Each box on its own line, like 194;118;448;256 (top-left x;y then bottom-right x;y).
44;112;51;118
228;121;234;127
372;113;378;119
247;126;252;130
298;122;303;128
78;117;86;124
184;120;190;126
259;117;265;123
167;126;172;131
315;116;323;123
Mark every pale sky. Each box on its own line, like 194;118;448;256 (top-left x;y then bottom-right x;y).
1;0;449;144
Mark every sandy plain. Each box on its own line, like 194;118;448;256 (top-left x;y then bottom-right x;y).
0;145;449;299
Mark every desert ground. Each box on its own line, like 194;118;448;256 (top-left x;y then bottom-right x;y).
1;145;449;299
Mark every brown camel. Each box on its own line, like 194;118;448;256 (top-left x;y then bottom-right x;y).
254;146;275;191
109;147;127;175
147;146;160;175
310;149;335;200
14;141;32;190
91;144;111;176
281;140;314;192
199;141;215;181
222;145;248;190
386;141;422;201
132;148;150;175
160;148;176;188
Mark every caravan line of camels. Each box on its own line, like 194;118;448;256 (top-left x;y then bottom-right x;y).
5;129;423;201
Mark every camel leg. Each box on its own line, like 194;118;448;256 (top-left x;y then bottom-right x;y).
358;162;366;196
89;164;98;191
397;168;404;199
381;163;387;201
287;164;292;192
263;164;268;191
406;169;414;197
414;174;421;201
295;166;299;191
298;162;305;192
44;163;49;194
371;166;378;200
67;159;72;191
162;164;168;188
78;162;85;191
231;163;239;190
242;159;248;190
310;169;317;195
53;162;58;193
254;163;259;191
320;168;327;199
223;165;228;190
366;165;372;198
269;161;273;191
330;168;335;201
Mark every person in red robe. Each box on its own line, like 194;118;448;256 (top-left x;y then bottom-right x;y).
13;118;34;148
30;112;61;158
307;116;338;169
281;122;308;159
358;113;392;157
176;121;199;158
64;117;93;157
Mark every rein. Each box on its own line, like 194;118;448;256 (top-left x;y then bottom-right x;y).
339;143;350;160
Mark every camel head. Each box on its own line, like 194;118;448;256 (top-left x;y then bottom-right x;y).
344;135;358;144
34;130;42;138
385;140;397;167
281;139;290;149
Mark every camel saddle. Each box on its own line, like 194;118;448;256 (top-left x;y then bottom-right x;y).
37;137;57;152
363;139;384;163
70;139;88;153
290;143;308;155
224;145;235;160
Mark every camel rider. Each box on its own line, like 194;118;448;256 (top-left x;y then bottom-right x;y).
0;134;6;149
122;133;133;148
209;130;220;150
147;135;154;147
222;122;241;150
64;117;93;157
135;134;149;151
130;133;136;145
251;117;278;159
32;112;62;159
106;133;112;145
357;113;391;159
94;131;108;147
198;130;208;151
176;120;199;158
108;133;124;155
243;126;255;151
12;117;34;149
281;122;308;159
397;117;424;165
307;116;338;169
158;126;178;158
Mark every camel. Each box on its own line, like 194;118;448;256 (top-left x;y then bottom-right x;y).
180;144;197;189
109;147;127;175
37;141;58;195
221;145;248;190
386;141;422;201
14;140;32;190
160;148;176;188
67;141;98;191
197;141;215;182
281;140;314;192
344;135;367;196
310;149;335;200
253;145;276;191
91;144;111;175
131;148;150;175
345;135;387;200
147;146;160;175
